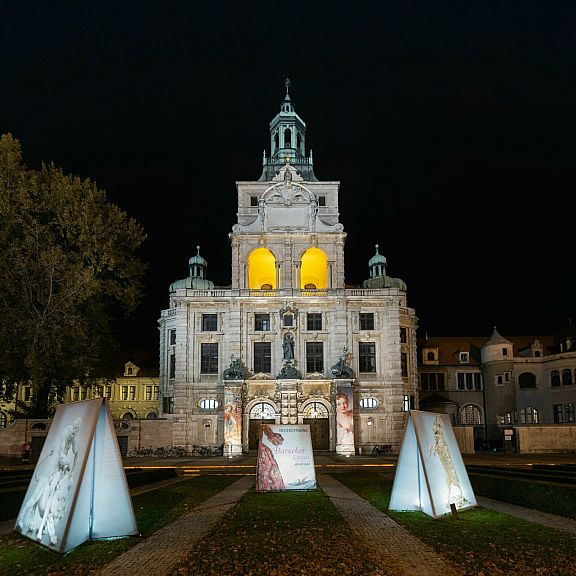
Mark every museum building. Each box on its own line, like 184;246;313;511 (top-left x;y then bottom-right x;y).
157;84;418;454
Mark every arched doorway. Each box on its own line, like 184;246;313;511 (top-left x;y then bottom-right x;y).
248;402;276;450
303;401;330;450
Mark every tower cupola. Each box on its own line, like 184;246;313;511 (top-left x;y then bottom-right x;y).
260;79;317;182
169;246;214;292
368;244;387;278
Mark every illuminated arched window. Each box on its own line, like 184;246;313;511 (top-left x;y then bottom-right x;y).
303;402;329;419
248;248;276;289
300;247;328;290
459;404;481;425
250;402;276;420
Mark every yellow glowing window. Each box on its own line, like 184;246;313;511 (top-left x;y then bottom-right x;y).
248;248;276;289
300;247;327;290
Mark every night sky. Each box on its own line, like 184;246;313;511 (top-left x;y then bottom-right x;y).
3;1;576;350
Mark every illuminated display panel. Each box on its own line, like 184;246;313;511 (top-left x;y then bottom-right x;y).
15;398;137;552
389;410;477;518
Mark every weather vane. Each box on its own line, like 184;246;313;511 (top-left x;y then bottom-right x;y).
285;77;290;95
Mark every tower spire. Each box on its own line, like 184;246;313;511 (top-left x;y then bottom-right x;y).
285;77;291;96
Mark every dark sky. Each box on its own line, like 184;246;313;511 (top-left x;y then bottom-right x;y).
3;1;576;349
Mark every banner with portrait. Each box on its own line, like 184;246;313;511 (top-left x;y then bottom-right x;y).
256;424;316;491
224;387;243;455
389;410;477;518
14;398;137;552
335;385;355;454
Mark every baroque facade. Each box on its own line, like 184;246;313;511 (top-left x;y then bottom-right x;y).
158;84;418;454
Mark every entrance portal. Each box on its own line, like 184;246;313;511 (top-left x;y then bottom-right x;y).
248;402;276;450
303;401;330;450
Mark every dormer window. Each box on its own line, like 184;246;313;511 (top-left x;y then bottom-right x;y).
459;352;469;364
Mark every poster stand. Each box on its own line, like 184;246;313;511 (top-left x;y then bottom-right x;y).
15;398;138;552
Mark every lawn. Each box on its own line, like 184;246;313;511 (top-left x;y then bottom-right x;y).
336;473;576;576
0;475;239;576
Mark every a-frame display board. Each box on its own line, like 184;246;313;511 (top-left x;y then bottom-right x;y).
389;410;477;518
15;398;138;552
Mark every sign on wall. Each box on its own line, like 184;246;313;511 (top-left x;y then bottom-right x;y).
389;410;477;518
335;385;354;455
256;424;316;491
14;398;138;552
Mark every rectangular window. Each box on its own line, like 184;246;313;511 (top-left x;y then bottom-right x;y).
146;385;152;400
359;342;376;373
564;403;575;423
403;394;415;412
459;352;469;363
254;342;272;373
121;386;128;401
104;385;112;398
401;352;408;378
163;396;174;414
202;314;218;331
73;387;79;401
400;327;407;344
129;386;136;400
307;313;322;331
154;386;159;400
250;195;258;207
169;329;176;346
306;342;324;373
318;196;326;206
169;354;176;379
457;372;482;391
200;343;219;374
553;404;564;423
359;313;375;331
81;387;88;400
420;373;445;391
255;313;271;331
283;313;294;327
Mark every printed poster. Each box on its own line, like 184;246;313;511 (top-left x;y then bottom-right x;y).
256;424;316;491
336;385;354;454
389;410;477;518
224;387;243;454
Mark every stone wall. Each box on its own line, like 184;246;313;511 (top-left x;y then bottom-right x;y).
517;425;576;453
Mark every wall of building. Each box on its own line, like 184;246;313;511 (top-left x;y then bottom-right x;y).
516;425;576;453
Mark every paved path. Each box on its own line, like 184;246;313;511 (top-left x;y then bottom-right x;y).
95;475;254;576
477;496;576;534
318;475;458;576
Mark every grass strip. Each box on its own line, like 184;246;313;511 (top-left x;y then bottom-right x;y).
337;472;576;576
0;474;238;576
172;485;392;576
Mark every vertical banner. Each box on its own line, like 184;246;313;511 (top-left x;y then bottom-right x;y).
256;424;316;491
335;385;355;455
15;398;137;552
224;387;243;455
389;410;477;518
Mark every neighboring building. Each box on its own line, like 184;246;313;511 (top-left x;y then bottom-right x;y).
158;83;418;454
419;327;576;448
0;354;159;427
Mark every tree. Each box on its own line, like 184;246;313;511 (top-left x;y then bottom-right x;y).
0;134;146;417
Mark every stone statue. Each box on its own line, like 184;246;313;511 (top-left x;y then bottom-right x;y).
331;347;355;379
282;333;295;361
223;354;247;380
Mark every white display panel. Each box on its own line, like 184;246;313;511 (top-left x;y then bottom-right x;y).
389;410;477;518
15;398;137;552
256;424;316;491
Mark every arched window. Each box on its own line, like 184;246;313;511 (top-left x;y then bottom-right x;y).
427;351;435;361
360;397;379;408
274;132;279;151
551;370;560;386
284;128;291;148
303;402;329;418
248;248;276;290
300;247;328;290
122;412;134;420
520;406;539;424
562;369;573;386
146;412;158;420
249;402;275;420
459;404;481;425
518;372;537;389
0;412;7;428
199;399;219;410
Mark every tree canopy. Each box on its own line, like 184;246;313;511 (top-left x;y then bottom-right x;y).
0;134;146;417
